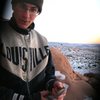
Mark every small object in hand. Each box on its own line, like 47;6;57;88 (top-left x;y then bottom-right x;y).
46;87;66;100
56;87;65;97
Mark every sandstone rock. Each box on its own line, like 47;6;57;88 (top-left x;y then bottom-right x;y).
50;47;87;81
84;73;100;99
50;47;95;100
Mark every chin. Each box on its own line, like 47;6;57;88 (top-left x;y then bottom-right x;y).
19;25;29;29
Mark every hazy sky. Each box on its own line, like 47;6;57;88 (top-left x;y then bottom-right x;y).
4;0;100;44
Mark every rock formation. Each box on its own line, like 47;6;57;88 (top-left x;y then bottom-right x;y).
50;47;97;100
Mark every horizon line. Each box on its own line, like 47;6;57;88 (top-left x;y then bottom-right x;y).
48;41;100;45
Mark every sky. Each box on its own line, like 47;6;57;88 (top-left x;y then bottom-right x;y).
4;0;100;44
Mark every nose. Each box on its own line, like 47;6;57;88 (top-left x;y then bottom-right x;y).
23;10;30;19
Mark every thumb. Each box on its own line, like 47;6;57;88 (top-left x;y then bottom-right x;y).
40;90;49;97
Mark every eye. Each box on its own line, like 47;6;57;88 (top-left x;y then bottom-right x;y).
31;7;38;13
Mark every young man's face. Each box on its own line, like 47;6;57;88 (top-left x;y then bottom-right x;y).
13;2;39;29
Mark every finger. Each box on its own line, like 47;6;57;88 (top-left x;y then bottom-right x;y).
54;82;64;90
41;91;49;97
52;88;57;95
57;93;66;100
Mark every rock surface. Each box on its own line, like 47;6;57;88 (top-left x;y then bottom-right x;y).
50;47;97;100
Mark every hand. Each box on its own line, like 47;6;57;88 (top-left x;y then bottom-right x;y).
40;90;49;100
51;81;66;100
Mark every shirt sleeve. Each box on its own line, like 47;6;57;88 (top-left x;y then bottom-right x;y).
45;49;56;91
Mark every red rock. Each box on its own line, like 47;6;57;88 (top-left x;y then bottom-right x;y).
50;47;95;100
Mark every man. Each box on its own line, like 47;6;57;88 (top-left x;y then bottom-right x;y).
0;0;66;100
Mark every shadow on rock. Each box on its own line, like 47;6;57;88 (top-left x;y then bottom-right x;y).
84;73;100;100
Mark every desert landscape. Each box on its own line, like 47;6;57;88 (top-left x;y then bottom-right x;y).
49;42;100;100
49;42;100;75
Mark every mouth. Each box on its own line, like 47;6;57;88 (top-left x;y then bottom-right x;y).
20;19;30;24
22;20;29;24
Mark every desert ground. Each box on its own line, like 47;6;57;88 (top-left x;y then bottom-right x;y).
49;42;100;100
